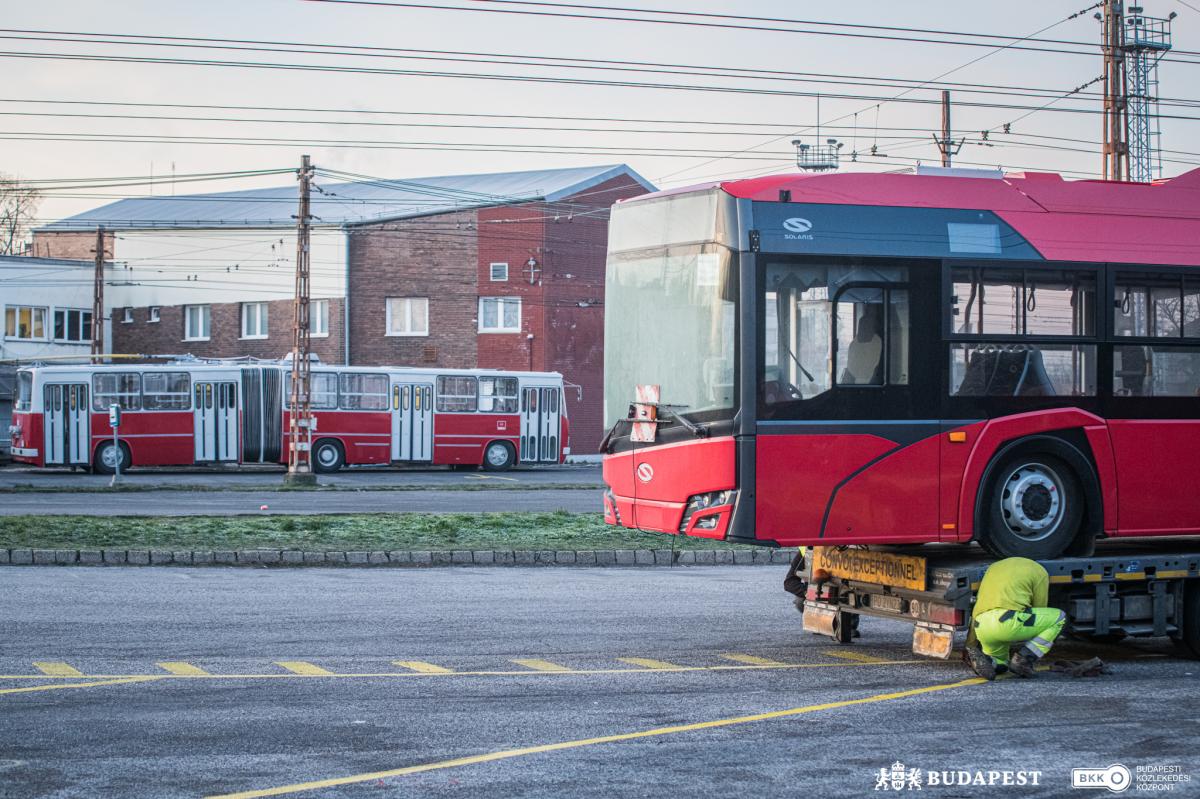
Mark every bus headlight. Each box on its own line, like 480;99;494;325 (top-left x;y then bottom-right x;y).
679;490;737;533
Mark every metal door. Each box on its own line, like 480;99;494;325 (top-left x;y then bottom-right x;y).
520;386;561;463
43;383;89;465
391;383;433;462
193;382;238;462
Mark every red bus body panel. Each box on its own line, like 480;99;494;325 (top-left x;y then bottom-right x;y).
9;411;43;466
92;411;193;467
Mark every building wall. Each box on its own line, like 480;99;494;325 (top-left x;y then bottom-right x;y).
111;297;346;363
0;255;113;360
348;211;479;369
29;231;114;261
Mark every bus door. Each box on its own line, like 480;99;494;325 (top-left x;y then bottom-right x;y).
193;382;238;462
391;383;433;462
521;386;561;462
43;383;89;466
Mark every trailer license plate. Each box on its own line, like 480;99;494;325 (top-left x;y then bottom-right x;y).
812;547;927;592
870;594;904;613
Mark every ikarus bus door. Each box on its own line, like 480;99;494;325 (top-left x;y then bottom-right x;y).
193;381;238;462
43;383;90;465
391;383;433;462
520;386;561;463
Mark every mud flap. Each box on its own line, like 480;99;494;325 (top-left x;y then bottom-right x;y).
913;623;954;659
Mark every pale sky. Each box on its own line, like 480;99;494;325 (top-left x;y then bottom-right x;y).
4;0;1199;224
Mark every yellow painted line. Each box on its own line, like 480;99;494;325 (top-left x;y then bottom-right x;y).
206;676;985;799
719;653;790;667
820;650;891;664
274;661;334;676
1115;572;1147;581
393;661;454;674
1158;570;1190;579
157;662;211;676
616;658;686;671
463;474;518;482
0;676;162;696
511;658;570;672
32;661;83;677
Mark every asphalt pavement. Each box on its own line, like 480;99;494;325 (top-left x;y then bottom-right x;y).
3;567;1198;798
0;487;600;515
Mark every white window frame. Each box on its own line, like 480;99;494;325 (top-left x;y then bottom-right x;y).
386;297;429;337
241;302;269;340
53;308;93;343
149;306;161;323
478;296;522;333
489;262;509;282
311;299;329;338
184;304;210;342
4;305;49;341
121;307;134;324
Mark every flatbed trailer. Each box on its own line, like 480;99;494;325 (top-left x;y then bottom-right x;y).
799;541;1200;660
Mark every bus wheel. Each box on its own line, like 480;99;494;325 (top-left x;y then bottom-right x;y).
981;454;1081;560
93;441;131;475
482;441;515;471
1172;583;1200;659
312;439;345;473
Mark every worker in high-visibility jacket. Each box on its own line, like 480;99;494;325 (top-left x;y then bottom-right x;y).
964;557;1067;680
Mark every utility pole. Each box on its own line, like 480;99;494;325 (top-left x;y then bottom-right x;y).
932;90;963;167
1101;0;1129;181
285;155;316;486
90;226;105;364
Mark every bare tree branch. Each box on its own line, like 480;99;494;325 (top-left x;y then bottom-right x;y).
0;174;42;256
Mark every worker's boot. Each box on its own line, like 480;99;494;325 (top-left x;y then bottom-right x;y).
1008;650;1038;679
963;645;996;681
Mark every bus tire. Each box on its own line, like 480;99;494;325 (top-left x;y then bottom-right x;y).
1172;582;1200;659
93;441;131;475
482;441;515;471
312;439;345;473
980;453;1082;560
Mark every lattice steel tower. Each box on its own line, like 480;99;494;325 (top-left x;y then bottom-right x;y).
1126;6;1174;182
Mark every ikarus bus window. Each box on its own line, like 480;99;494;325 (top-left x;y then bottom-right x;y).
285;372;339;409
92;372;142;411
142;372;191;411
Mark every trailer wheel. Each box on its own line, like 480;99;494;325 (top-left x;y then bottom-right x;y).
482;441;515;471
1172;582;1200;659
312;439;345;473
92;441;131;475
981;454;1082;560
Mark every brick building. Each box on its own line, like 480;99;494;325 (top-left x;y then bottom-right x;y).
34;165;653;452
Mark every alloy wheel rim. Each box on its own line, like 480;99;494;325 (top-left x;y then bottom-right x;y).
1000;462;1064;541
486;444;509;466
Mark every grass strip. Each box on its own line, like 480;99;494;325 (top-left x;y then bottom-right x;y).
0;512;744;551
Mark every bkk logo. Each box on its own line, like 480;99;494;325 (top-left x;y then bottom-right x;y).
636;463;654;483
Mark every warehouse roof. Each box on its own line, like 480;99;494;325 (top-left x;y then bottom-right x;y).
39;164;654;231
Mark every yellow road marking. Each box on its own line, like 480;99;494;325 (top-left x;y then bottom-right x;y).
820;650;891;664
205;676;985;799
157;662;211;676
719;653;789;667
0;676;162;696
275;662;334;676
511;658;570;672
616;658;685;670
0;659;920;682
463;474;518;482
32;661;83;677
393;661;454;674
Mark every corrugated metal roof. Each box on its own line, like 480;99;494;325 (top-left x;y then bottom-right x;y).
39;164;655;231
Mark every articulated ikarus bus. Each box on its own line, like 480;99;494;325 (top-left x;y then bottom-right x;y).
602;166;1200;561
9;362;567;473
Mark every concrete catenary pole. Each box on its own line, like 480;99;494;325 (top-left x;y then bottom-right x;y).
90;225;105;364
286;155;316;485
1101;0;1129;181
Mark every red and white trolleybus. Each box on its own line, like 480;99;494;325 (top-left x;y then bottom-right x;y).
602;166;1200;560
9;362;568;473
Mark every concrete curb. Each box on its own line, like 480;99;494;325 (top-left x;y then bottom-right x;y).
0;547;798;568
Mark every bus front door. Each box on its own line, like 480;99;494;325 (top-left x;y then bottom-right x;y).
43;383;90;466
193;382;238;463
391;383;433;462
520;386;561;463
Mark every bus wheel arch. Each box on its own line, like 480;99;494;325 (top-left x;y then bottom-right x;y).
482;440;516;471
974;433;1101;560
312;438;346;473
93;440;132;475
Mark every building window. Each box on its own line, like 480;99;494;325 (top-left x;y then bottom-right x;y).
142;372;191;410
149;306;161;323
339;372;388;410
490;262;509;282
122;307;134;323
311;299;329;337
4;306;47;340
53;308;93;343
386;297;429;336
479;297;521;333
436;375;478;412
184;305;210;341
479;376;519;412
241;302;269;339
92;372;142;411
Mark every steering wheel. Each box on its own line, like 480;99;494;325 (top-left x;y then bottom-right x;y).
762;380;803;404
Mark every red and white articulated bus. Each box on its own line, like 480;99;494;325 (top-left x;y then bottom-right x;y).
9;362;568;473
602;166;1200;560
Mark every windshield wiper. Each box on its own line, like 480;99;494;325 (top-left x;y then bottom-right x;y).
660;404;708;438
